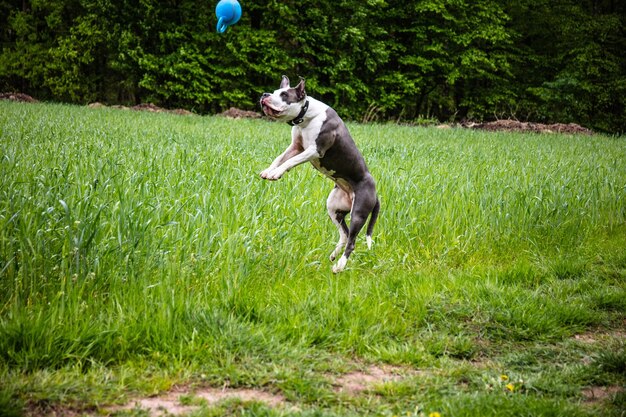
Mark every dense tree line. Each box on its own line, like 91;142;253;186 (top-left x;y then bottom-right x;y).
1;0;624;132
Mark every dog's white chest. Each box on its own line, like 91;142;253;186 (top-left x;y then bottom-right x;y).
298;119;324;149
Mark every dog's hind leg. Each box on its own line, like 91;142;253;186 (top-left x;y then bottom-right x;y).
332;210;367;273
366;198;380;250
326;186;352;262
332;178;378;273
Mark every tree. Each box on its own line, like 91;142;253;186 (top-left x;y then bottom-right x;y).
375;0;514;121
0;0;624;132
500;0;626;132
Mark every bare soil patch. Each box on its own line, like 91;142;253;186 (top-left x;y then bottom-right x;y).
0;92;38;102
112;392;195;416
466;119;594;135
581;386;623;403
102;364;420;416
572;329;626;344
333;364;422;395
85;102;196;115
130;103;167;113
108;386;286;416
218;107;262;119
195;387;286;407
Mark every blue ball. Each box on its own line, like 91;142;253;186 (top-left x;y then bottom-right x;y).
216;0;242;33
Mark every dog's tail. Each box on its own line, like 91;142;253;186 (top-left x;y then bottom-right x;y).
366;198;380;250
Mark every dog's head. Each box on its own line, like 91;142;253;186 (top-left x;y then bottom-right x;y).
260;76;306;121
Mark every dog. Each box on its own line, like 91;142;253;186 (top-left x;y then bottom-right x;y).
259;75;380;273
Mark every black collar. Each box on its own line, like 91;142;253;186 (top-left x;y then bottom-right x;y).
287;100;309;126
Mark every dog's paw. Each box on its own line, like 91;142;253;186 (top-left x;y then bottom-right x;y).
260;171;279;180
265;169;283;180
332;255;348;274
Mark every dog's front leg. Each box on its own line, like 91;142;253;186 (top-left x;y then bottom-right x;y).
263;146;320;180
260;143;303;179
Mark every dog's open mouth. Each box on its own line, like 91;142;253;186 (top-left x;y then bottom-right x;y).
260;99;283;118
262;104;280;117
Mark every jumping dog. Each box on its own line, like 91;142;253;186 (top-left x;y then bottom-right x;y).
259;76;380;273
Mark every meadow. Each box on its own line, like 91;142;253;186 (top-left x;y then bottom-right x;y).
0;101;625;416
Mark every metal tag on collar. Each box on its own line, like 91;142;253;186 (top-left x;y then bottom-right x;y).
287;100;309;126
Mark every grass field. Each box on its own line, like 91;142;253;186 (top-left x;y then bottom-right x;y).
0;101;625;417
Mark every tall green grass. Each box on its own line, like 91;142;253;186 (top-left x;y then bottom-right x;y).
1;101;625;415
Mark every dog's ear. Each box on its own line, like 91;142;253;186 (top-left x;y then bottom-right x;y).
295;77;306;101
280;75;290;89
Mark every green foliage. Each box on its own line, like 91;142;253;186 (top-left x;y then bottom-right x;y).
44;13;104;102
501;0;626;132
0;0;625;131
377;0;514;121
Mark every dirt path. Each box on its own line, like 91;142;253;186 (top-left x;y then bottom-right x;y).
104;364;418;416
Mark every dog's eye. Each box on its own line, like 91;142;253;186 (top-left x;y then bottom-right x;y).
280;92;288;100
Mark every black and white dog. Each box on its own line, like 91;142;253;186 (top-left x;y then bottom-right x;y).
259;76;380;273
